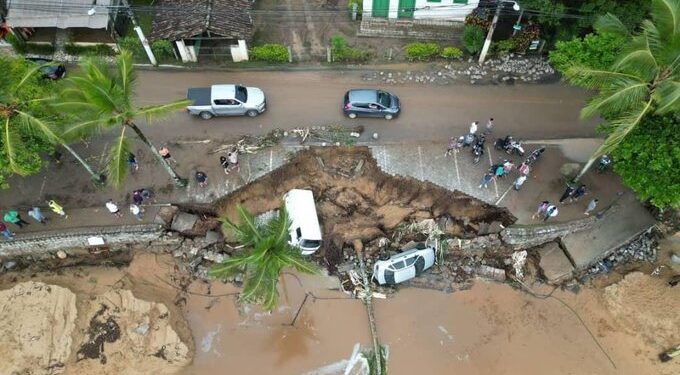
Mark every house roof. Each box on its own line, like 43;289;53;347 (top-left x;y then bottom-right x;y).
6;0;112;29
149;0;253;41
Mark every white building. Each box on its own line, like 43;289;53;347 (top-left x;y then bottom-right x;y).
363;0;480;21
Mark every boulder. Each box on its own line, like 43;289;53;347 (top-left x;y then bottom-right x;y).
171;212;199;233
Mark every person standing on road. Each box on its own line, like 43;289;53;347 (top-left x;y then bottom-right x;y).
127;153;139;172
47;200;67;218
159;146;177;164
195;171;208;187
220;156;230;175
105;199;123;218
503;160;515;174
479;172;495;189
469;121;479;135
513;175;527;191
584;198;599;216
485;118;494;134
132;190;144;206
4;210;29;228
227;150;240;174
445;137;459;157
571;184;587;203
518;162;530;176
0;222;14;240
559;185;576;204
544;204;559;222
532;201;550;220
129;204;143;221
28;207;47;224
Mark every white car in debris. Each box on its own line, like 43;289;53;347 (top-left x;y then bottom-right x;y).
372;244;436;285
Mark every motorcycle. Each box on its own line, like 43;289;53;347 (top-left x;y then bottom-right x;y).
471;134;486;164
598;154;612;173
463;133;476;147
524;146;546;166
494;136;524;156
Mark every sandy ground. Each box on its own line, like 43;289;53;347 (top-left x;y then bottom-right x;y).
1;251;678;375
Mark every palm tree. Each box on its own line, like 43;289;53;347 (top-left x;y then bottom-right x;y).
0;56;104;185
566;0;680;180
209;205;319;311
54;50;190;187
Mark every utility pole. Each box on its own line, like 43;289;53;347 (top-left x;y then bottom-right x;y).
479;1;520;65
512;9;524;36
120;0;157;65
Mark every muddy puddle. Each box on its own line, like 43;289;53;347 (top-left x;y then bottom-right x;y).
1;251;677;375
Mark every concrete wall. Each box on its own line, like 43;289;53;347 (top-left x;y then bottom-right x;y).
363;0;478;20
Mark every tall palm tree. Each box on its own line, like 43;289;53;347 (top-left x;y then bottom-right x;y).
0;56;104;185
55;50;190;187
567;0;680;180
209;205;319;311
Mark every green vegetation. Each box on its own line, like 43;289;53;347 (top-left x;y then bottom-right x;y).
117;37;176;62
405;42;440;61
331;34;371;63
209;205;319;311
64;43;117;56
492;39;516;55
6;34;55;55
565;0;680;180
250;44;290;63
440;46;464;60
54;50;190;187
462;25;485;54
0;56;102;188
150;39;175;60
549;32;626;78
611;115;680;209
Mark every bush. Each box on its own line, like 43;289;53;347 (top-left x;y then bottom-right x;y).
549;32;626;77
250;44;289;63
150;40;175;60
405;42;440;61
492;39;515;55
462;25;485;54
330;34;371;63
6;34;55;55
117;36;145;59
64;43;116;56
440;46;463;60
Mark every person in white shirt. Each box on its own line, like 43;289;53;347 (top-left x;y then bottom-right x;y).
130;204;143;220
105;199;123;218
469;121;479;135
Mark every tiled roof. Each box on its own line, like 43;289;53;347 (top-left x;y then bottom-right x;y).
149;0;253;41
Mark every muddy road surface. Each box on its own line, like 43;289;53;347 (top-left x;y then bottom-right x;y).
133;70;598;143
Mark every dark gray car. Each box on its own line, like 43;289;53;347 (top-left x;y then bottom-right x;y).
343;89;400;120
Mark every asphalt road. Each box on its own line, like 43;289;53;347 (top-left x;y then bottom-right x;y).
134;69;600;143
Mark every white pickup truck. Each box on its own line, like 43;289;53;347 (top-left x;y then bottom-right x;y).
186;84;266;120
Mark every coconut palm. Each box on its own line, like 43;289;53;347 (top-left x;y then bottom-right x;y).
566;0;680;180
0;56;104;185
54;50;190;187
209;205;319;311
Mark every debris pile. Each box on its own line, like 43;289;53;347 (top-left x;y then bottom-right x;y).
587;230;658;276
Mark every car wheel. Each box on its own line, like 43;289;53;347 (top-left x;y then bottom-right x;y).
384;114;393;120
246;110;259;117
348;112;357;119
199;111;213;120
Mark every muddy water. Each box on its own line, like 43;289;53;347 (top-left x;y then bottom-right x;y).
180;272;372;375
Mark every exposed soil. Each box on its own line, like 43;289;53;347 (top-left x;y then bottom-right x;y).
215;147;515;271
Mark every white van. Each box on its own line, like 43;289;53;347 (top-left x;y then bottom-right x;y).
283;189;322;255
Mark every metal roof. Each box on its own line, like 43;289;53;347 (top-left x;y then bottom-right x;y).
149;0;253;41
348;89;379;103
6;0;112;29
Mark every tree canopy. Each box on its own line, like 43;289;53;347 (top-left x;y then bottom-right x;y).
549;32;626;79
611;115;680;208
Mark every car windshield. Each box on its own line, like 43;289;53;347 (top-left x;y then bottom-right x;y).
301;239;321;248
235;85;248;102
377;91;391;107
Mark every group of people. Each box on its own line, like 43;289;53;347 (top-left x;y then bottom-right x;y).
531;184;600;222
1;200;67;240
479;159;532;190
445;118;494;156
195;149;240;188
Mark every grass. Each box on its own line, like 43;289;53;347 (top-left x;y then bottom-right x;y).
127;0;155;35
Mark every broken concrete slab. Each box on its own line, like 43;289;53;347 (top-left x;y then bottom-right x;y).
155;206;179;227
171;212;199;233
538;242;574;284
204;230;223;245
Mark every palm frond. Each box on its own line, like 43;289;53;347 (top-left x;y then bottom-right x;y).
14;63;43;92
62;115;120;140
136;99;192;123
208;251;251;280
653;80;680;113
277;249;319;275
116;50;136;105
581;81;650;119
596;100;654;156
594;13;631;37
67;76;119;114
50;100;102;115
651;0;680;37
106;128;131;188
269;205;292;246
236;205;263;242
1;117;29;175
15;110;63;144
613;35;659;80
565;66;644;90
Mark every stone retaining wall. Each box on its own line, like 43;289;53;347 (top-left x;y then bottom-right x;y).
0;224;165;258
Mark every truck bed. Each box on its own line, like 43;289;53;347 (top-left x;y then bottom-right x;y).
187;88;211;106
